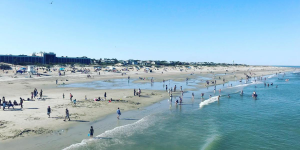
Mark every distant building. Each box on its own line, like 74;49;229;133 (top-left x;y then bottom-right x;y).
0;52;91;65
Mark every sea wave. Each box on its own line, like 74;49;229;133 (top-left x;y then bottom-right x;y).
199;96;219;108
63;115;156;150
268;74;276;78
200;134;219;150
229;81;262;89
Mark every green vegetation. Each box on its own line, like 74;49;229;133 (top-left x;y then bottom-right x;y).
0;64;12;70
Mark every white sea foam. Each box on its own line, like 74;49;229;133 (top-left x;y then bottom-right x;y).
233;80;262;88
63;115;155;150
200;134;219;150
199;96;219;108
268;74;276;78
234;84;249;87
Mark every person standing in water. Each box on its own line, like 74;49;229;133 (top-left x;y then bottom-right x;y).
240;90;243;96
117;108;121;119
89;126;94;138
47;106;51;118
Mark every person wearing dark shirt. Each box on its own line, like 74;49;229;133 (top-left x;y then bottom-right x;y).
47;106;51;118
89;126;94;138
64;108;70;121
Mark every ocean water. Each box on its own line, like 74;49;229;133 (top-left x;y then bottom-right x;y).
65;72;300;150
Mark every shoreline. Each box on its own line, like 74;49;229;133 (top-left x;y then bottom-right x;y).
0;66;294;148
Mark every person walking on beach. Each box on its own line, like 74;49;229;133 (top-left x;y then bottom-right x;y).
70;93;73;102
56;79;58;84
63;93;65;99
64;108;70;121
89;126;94;138
3;100;6;110
138;88;141;97
20;98;23;108
47;106;51;118
40;89;43;98
104;92;107;100
117;108;121;119
134;89;136;96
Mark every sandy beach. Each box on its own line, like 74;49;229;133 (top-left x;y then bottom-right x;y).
0;65;293;145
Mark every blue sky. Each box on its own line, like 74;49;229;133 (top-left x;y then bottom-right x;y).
0;0;299;65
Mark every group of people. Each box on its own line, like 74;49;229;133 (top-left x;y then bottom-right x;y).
1;96;24;110
134;89;141;97
166;85;178;94
31;88;43;99
46;106;70;121
93;92;109;101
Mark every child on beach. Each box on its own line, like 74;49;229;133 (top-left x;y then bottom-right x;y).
117;108;121;119
73;99;76;106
